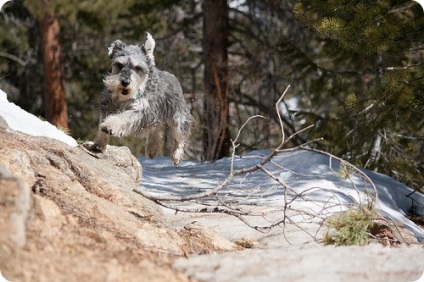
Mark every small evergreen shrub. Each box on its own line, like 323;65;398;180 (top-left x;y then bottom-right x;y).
323;206;377;246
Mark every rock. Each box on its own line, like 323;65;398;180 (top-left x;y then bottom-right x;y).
0;124;188;281
33;194;67;238
0;166;33;250
0;115;8;128
174;244;424;282
179;221;242;255
0;148;37;188
82;141;142;184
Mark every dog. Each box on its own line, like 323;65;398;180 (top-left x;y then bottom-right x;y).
89;33;193;165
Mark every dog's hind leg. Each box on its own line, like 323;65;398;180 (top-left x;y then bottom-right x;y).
146;129;161;159
170;123;186;165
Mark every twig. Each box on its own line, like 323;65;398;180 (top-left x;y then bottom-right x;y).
276;85;291;144
0;51;28;66
133;84;383;246
303;147;379;205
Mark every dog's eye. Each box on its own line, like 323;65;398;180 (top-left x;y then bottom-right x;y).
134;66;144;73
115;63;124;70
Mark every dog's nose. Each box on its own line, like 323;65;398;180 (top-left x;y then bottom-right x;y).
121;79;130;87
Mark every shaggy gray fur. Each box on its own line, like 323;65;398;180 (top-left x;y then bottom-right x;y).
90;33;193;165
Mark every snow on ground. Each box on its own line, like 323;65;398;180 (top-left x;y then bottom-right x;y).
0;89;77;146
139;150;424;242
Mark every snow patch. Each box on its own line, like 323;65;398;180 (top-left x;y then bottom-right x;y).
0;89;78;147
139;150;424;241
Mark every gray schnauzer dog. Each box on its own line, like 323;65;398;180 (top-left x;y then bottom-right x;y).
89;33;193;165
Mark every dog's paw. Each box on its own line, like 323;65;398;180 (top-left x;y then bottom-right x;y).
99;121;115;135
81;141;106;153
100;126;112;135
172;148;184;165
100;116;127;137
146;145;159;159
172;157;181;165
90;142;106;153
147;149;158;159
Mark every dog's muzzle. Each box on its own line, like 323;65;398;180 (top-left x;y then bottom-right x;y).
121;78;130;95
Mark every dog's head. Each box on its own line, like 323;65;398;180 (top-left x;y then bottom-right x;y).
104;33;156;101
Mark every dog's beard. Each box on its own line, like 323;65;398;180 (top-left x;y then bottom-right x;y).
103;72;149;101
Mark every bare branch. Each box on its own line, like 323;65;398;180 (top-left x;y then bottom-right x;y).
133;84;389;245
276;85;291;145
0;51;28;66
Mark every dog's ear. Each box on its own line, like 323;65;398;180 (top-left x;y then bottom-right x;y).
142;32;155;65
107;40;126;58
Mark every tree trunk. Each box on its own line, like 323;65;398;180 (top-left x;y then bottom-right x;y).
202;0;231;161
40;6;68;129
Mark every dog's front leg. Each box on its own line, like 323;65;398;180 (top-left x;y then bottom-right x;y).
99;111;138;138
90;129;111;153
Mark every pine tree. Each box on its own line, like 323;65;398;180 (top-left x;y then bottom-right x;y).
294;0;424;190
24;0;69;129
202;0;231;160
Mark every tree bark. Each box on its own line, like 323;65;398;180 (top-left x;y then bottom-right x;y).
202;0;231;161
40;6;68;129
